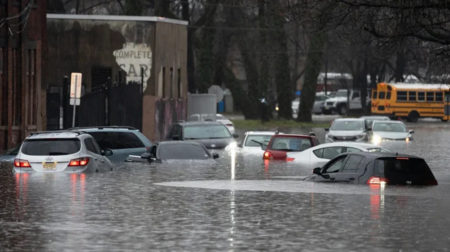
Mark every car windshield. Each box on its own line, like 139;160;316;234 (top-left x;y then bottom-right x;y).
245;134;273;147
330;120;364;131
373;122;406;132
21;138;81;155
270;137;312;151
374;157;437;185
158;144;209;160
183;125;231;139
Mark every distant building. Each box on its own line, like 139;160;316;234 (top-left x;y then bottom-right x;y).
46;14;188;141
0;1;47;151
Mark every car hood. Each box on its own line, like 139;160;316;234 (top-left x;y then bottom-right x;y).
328;130;365;136
373;131;409;139
189;138;234;149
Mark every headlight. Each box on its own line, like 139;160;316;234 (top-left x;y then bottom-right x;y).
405;137;410;143
372;135;382;145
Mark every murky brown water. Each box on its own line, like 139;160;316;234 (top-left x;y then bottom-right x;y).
1;120;450;251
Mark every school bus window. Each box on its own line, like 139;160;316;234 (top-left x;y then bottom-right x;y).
372;91;377;99
386;91;391;99
436;92;443;102
408;91;416;101
418;92;425;101
426;92;435;102
397;91;407;101
379;92;385;99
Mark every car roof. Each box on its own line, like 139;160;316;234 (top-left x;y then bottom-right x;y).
69;126;139;131
333;118;364;122
312;142;381;150
244;131;277;136
372;120;404;124
360;116;390;119
339;151;421;160
25;131;87;140
176;121;224;126
271;133;313;138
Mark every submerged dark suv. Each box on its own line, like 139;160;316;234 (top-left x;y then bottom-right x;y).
310;152;438;186
166;121;238;149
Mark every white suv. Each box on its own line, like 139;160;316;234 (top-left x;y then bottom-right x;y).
14;131;114;173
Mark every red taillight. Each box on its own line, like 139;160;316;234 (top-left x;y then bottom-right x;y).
286;157;295;162
396;157;409;160
14;159;31;168
69;157;90;167
367;176;388;185
263;151;272;160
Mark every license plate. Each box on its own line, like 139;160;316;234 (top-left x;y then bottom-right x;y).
43;162;57;169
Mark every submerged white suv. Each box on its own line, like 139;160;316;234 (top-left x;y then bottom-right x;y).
14;131;114;173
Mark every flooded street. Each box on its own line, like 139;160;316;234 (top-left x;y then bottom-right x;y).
2;121;450;251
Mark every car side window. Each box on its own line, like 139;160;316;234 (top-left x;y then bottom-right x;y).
322;147;343;159
342;155;364;172
324;155;347;173
312;148;324;158
89;132;145;149
344;147;363;153
84;138;100;154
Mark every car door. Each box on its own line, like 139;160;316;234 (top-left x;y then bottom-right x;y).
84;138;107;172
313;155;348;182
328;154;366;183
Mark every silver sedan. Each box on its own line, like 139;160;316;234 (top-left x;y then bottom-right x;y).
286;142;389;170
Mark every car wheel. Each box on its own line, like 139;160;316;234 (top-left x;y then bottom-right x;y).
322;109;331;115
338;104;347;115
407;111;419;122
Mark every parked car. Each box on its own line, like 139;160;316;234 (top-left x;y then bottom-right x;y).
240;131;276;155
188;113;235;134
370;120;414;145
309;152;438;185
286;142;389;170
166;121;238;149
325;118;368;143
263;133;320;161
216;114;235;134
129;141;219;163
360;115;390;130
70;126;152;163
313;92;330;114
14;131;114;173
0;145;20;164
322;89;370;115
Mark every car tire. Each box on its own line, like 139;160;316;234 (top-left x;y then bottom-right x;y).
337;104;347;115
407;111;419;122
322;109;331;115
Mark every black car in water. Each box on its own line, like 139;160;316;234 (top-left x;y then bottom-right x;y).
310;152;438;185
166;121;238;149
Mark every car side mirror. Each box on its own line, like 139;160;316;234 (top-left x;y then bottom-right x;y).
313;167;330;179
409;130;414;134
101;148;113;156
212;153;219;159
313;167;321;175
232;133;239;139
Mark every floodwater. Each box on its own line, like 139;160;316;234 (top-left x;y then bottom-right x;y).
1;120;450;251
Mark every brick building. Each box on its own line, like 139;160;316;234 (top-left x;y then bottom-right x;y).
0;1;47;152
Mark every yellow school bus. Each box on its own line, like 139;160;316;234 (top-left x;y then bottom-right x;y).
371;82;450;122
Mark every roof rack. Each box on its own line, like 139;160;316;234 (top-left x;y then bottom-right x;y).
29;130;87;136
68;126;138;130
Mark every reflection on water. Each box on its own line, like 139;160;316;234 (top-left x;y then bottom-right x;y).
1;121;450;250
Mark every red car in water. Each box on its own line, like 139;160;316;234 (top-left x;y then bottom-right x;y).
263;133;320;161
